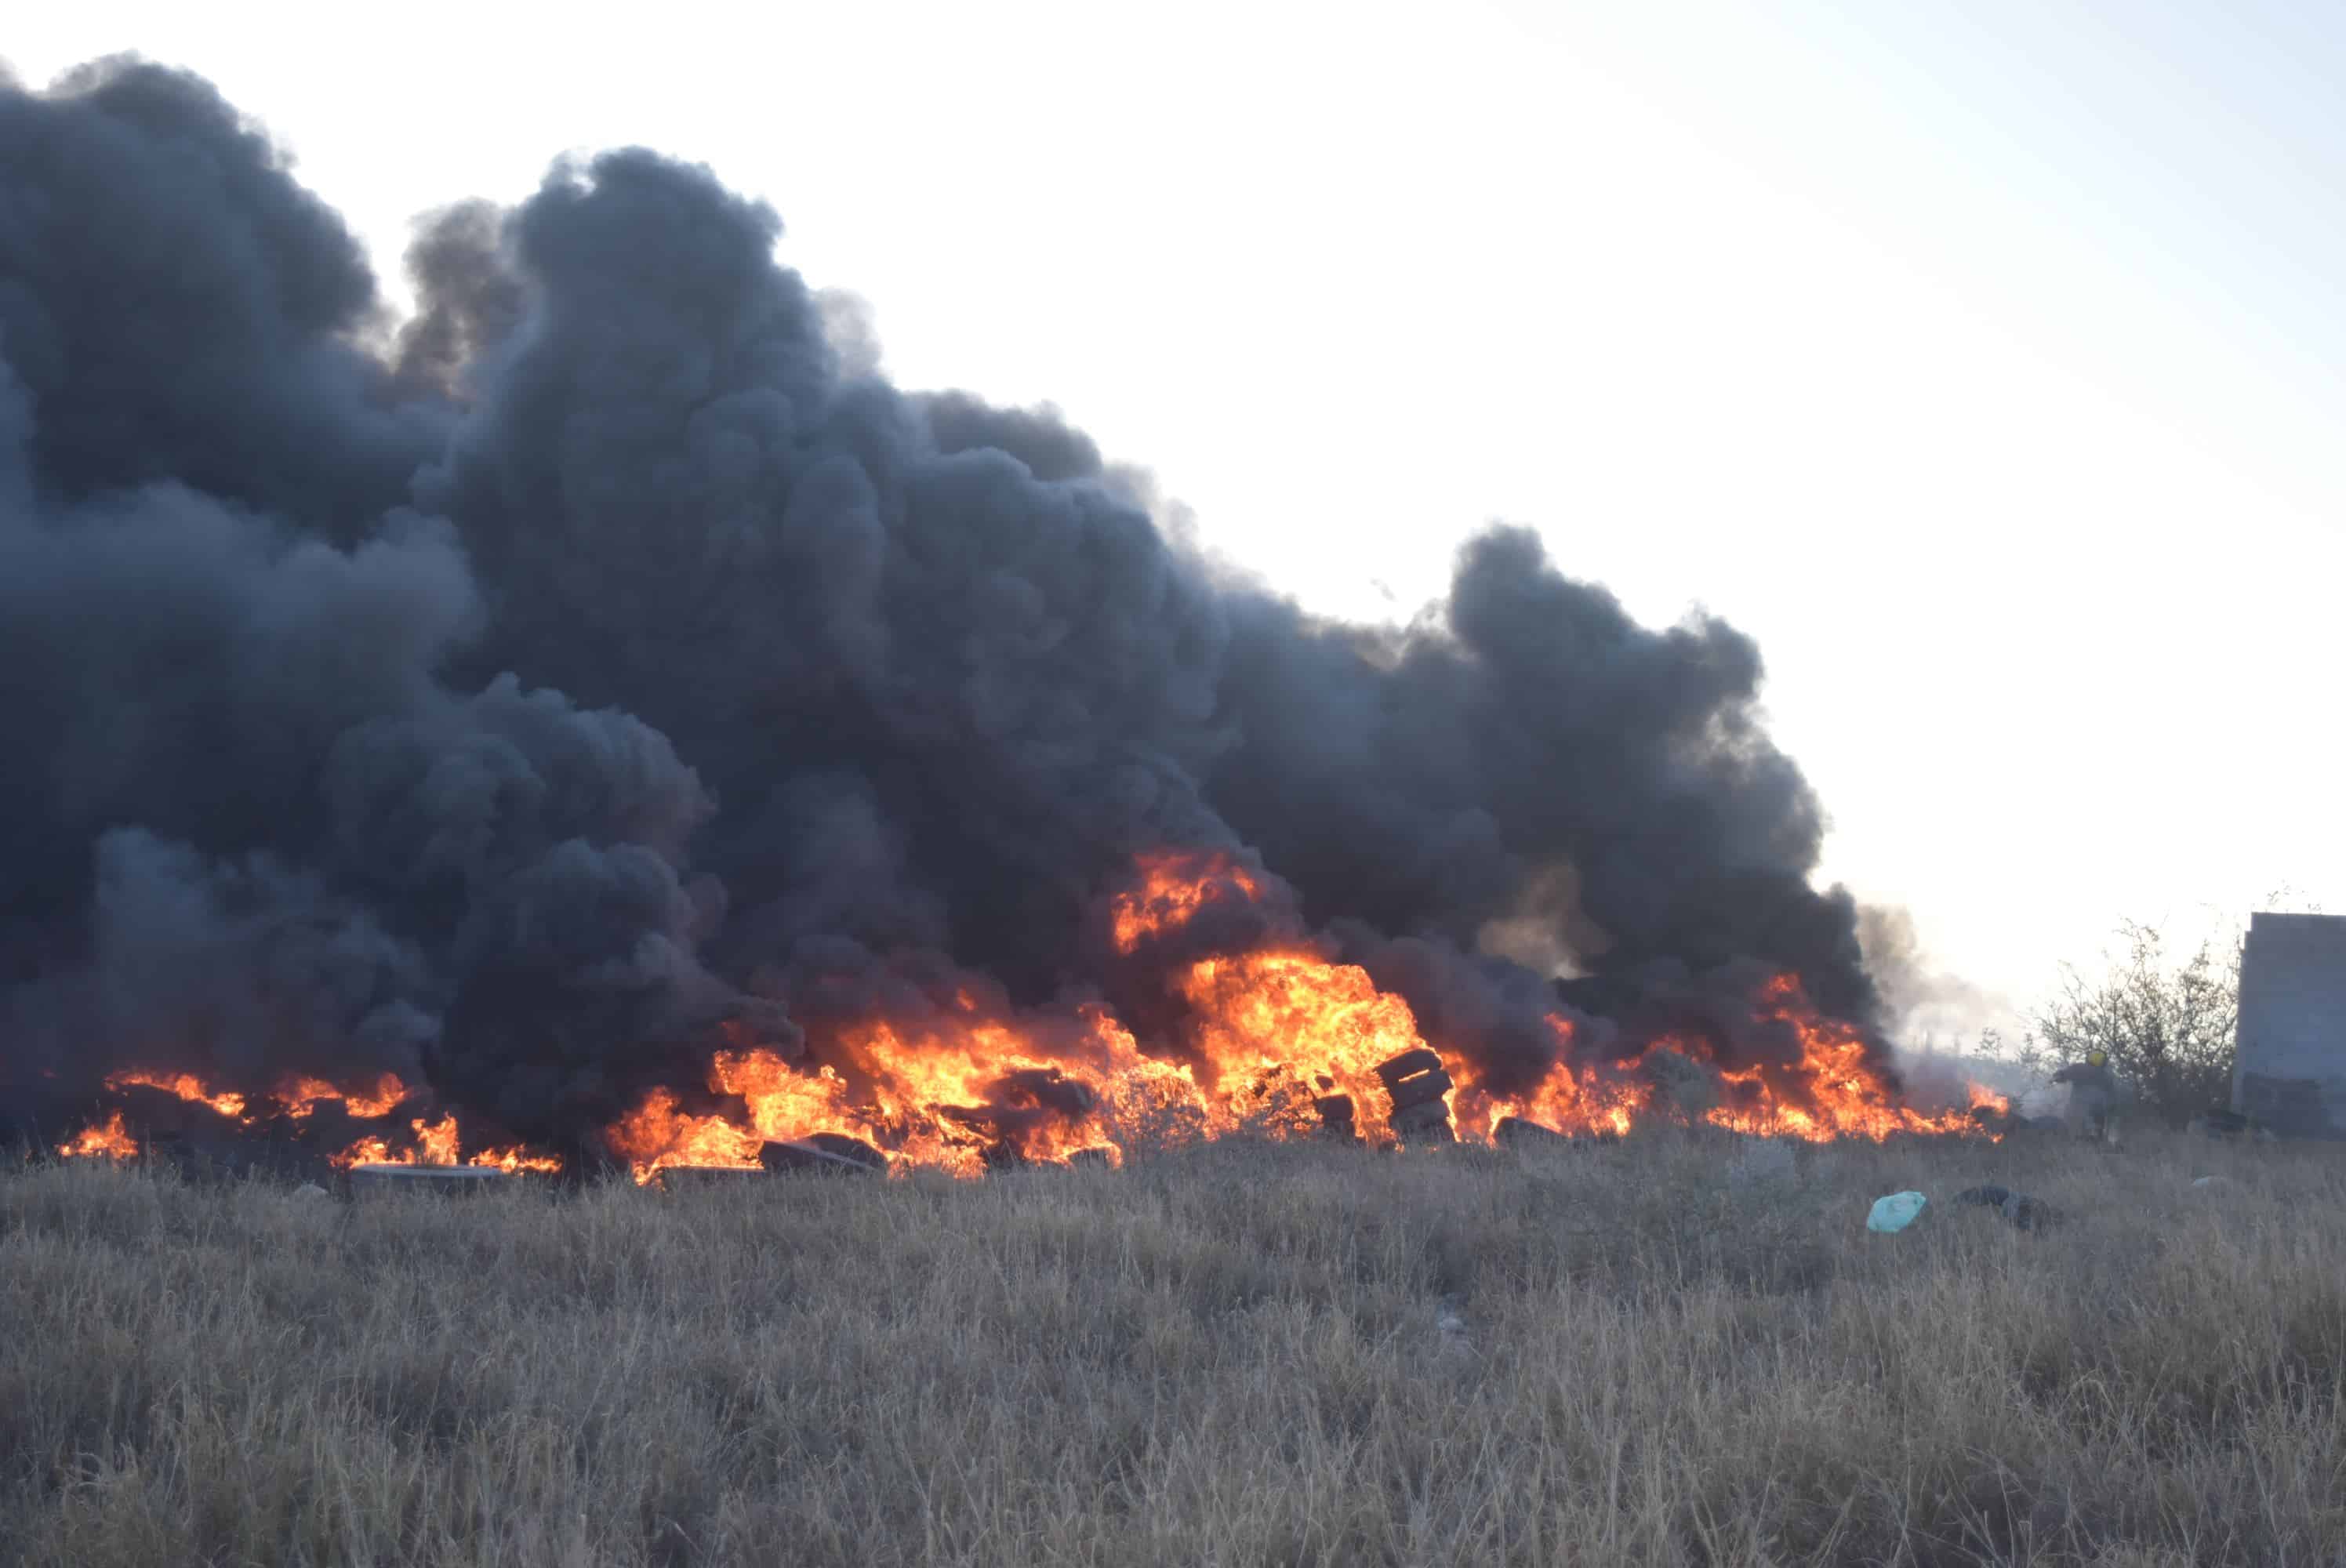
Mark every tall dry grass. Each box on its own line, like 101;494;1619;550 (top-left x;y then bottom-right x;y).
2;1126;2341;1566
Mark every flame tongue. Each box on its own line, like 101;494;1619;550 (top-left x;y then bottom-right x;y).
604;1087;768;1182
54;1069;565;1173
277;1074;408;1120
107;1069;247;1120
55;1109;137;1160
325;1109;561;1173
1175;949;1436;1144
51;854;2006;1175
606;1006;1197;1182
1109;850;1269;953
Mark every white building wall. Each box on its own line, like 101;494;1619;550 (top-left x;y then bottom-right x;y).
2233;912;2346;1138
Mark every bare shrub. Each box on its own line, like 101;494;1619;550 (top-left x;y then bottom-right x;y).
2026;919;2239;1126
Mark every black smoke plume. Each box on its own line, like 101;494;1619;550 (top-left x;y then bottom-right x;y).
1;56;1890;1155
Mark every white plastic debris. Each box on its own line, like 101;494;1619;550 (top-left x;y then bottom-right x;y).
1866;1190;1927;1233
1432;1295;1475;1364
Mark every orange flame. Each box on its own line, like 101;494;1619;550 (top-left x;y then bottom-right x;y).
330;1135;395;1168
604;1087;767;1182
606;1002;1208;1182
595;852;2008;1178
1175;948;1431;1143
601;858;1447;1177
105;1069;247;1120
56;1109;138;1160
1110;850;1265;953
276;1073;409;1120
326;1112;562;1172
1458;976;2009;1144
467;1144;566;1174
58;858;2005;1178
1698;975;2003;1141
56;1066;562;1173
104;1068;412;1124
1454;1020;1654;1139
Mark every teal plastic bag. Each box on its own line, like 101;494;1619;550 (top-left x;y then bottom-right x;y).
1867;1191;1927;1233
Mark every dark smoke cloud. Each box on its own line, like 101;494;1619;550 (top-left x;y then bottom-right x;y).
921;391;1105;483
390;201;527;399
0;59;445;535
1205;532;1876;1024
0;55;1899;1152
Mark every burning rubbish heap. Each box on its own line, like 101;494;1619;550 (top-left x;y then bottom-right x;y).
29;853;2001;1182
2;60;2003;1185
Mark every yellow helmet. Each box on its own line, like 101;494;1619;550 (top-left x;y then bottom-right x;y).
2087;1050;2107;1067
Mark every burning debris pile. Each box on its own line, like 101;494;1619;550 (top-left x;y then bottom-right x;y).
2;59;2001;1185
43;1068;555;1178
31;853;1999;1181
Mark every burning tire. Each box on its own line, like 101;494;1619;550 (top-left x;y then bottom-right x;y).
1389;1101;1455;1143
760;1135;888;1177
1375;1049;1457;1145
1494;1116;1571;1149
1386;1067;1454;1112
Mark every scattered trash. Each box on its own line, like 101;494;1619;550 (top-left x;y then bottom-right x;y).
2191;1174;2228;1191
1866;1191;1927;1233
292;1182;329;1200
1952;1184;2054;1231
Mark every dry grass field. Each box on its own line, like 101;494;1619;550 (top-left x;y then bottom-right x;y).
2;1127;2342;1567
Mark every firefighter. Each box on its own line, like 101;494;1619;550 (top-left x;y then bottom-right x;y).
2050;1049;2120;1142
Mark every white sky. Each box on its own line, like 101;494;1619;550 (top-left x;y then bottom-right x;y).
12;0;2344;1038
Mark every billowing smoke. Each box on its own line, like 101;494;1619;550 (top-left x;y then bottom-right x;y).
1858;905;2008;1044
1;56;1896;1155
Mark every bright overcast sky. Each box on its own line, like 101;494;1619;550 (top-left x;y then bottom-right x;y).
11;0;2344;1039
